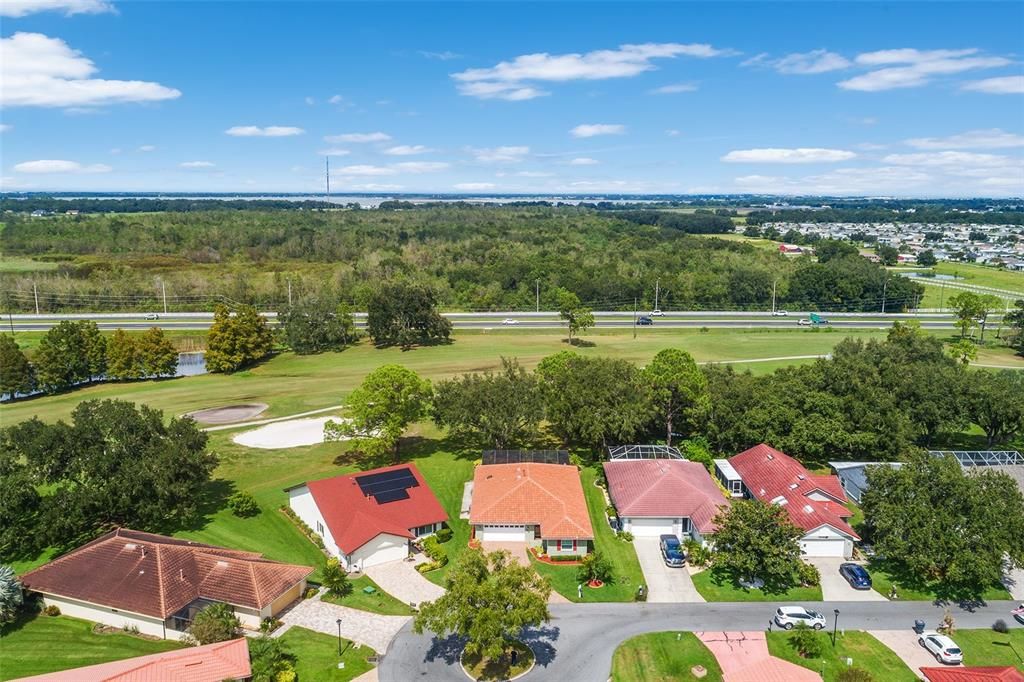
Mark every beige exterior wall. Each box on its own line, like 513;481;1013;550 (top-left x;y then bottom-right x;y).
543;539;591;556
40;594;183;640
268;581;305;617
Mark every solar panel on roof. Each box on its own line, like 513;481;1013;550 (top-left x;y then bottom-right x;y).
374;488;411;503
355;467;418;503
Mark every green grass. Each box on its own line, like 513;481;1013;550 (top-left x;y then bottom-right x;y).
933;262;1024;294
866;557;1011;602
462;640;534;682
0;255;60;273
531;467;645;602
767;630;917;681
691;566;823;602
278;626;375;681
321;575;415;616
953;628;1024;670
0;613;184;681
611;632;723;682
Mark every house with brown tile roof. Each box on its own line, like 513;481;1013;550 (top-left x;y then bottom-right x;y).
20;529;313;639
469;463;594;557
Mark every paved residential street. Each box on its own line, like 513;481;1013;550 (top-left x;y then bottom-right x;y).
632;537;704;603
808;558;888;602
378;600;1021;682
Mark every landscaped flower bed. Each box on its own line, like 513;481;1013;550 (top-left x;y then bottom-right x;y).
529;547;583;565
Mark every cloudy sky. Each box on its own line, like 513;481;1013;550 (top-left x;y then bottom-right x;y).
1;0;1022;196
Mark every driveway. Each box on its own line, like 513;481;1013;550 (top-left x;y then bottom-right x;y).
480;541;530;566
870;629;955;677
808;558;887;602
633;537;704;602
280;593;410;654
1004;565;1024;600
364;556;445;608
697;631;821;681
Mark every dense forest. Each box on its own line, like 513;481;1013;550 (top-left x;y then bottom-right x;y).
0;206;921;313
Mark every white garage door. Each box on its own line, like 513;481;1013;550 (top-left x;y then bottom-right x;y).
800;539;846;558
478;525;526;542
627;518;675;537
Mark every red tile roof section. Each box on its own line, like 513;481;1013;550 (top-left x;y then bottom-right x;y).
921;667;1024;682
305;463;448;554
20;529;312;619
728;443;860;539
602;459;731;533
14;638;252;681
470;463;594;539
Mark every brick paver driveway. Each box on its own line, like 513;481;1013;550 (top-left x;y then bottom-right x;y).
280;594;410;654
365;556;445;608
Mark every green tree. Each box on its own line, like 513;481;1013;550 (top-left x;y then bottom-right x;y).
279;297;357;354
947;291;984;339
788;622;824;658
0;455;42;560
576;551;614;585
975;293;1003;342
555;288;595;345
966;369;1024;447
862;451;1024;599
643;348;709;446
711;500;803;591
137;327;179;377
79;320;108;380
106;329;141;380
33;320;90;392
187;602;241;645
432;357;542;448
814;239;860;263
0;335;34;398
325;364;432;461
248;636;296;682
321;558;351;597
0;564;24;626
948;339;977;366
1006;299;1024;357
917;250;937;267
365;282;451;349
876;245;899;266
414;549;551;662
205;305;274;373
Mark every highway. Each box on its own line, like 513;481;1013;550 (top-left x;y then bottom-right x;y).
1;310;989;333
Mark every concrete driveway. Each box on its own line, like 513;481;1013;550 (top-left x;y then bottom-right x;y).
870;629;956;676
1004;565;1024;600
808;558;887;602
633;537;704;602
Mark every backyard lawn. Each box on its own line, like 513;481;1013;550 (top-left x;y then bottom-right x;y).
953;628;1024;670
278;626;375;681
611;632;723;682
531;466;645;602
767;630;917;682
866;557;1012;602
0;613;184;681
691;566;823;602
321;575;415;616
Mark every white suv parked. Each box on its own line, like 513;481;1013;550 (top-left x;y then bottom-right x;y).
918;631;963;664
774;605;826;630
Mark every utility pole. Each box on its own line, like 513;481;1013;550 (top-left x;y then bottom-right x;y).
535;279;540;313
881;278;889;314
633;297;637;339
8;311;15;338
771;279;777;314
325;157;331;202
654;278;660;312
33;282;39;315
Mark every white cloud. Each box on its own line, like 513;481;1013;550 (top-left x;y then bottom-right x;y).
857;142;887;151
328;94;345;105
180;161;215;168
665;129;681;137
744;49;851;75
570;123;625;138
336;165;397;176
383;145;434;155
454;182;496;190
0;0;113;17
14;159;111;173
471;146;530;162
962;75;1024;94
137;145;156;152
325;132;391;143
722;148;857;163
511;171;553;177
905;128;1024;150
225;125;304;137
419;50;461;61
0;124;11;133
453;42;734;100
318;148;351;156
839;48;1010;91
1;32;181;108
569;157;599;166
392;161;449;173
649;83;698;94
882;151;1012;166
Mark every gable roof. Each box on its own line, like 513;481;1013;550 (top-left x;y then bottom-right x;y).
15;638;252;681
21;529;313;619
302;463;448;554
728;444;859;540
921;667;1024;682
603;459;731;533
470;463;594;539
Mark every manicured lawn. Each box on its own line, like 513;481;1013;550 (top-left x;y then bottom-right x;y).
866;558;1011;602
952;628;1024;670
531;466;645;602
691;566;823;602
321;575;415;616
0;255;60;273
767;630;917;681
278;626;375;681
933;262;1024;294
0;613;184;681
611;632;723;682
462;639;534;682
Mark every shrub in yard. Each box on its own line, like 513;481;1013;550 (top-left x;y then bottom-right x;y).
550;554;582;562
422;536;448;565
788;622;823;658
797;561;821;586
937;609;956;636
43;604;61;617
187;602;240;645
993;619;1009;634
415;561;443;573
617;531;634;542
837;668;874;682
435;527;453;543
248;634;296;682
683;539;711;567
576;551;614;585
303;587;318;600
0;565;24;626
227;491;261;517
322;559;352;597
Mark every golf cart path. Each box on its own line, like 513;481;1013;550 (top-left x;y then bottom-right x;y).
201;404;344;432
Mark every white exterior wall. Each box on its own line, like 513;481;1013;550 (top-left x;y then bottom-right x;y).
40;595;182;640
624;517;677;537
349;533;408;570
476;525;528;542
799;525;854;558
288;486;344;561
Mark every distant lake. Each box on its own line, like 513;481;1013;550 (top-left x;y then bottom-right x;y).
899;272;961;281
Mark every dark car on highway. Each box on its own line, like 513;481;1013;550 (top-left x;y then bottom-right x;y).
659;534;685;567
637;316;654;326
839;562;872;589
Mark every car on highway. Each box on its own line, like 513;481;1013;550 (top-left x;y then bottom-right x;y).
774;606;826;630
838;562;872;590
659;534;685;567
772;310;789;316
797;318;812;326
501;318;519;325
1012;604;1024;625
918;631;963;664
649;309;665;317
145;313;160;321
637;316;654;326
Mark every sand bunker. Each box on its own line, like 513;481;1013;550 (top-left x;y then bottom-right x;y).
232;416;350;449
187;403;268;425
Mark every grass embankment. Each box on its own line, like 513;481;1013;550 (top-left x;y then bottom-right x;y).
767;630;916;681
691;566;823;602
321;575;415;616
933;262;1024;294
954;629;1024;670
0;256;60;273
611;632;723;682
0;613;184;681
866;557;1011;602
278;626;375;681
531;467;645;603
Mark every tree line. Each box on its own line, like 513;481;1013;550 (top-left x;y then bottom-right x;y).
747;206;1024;226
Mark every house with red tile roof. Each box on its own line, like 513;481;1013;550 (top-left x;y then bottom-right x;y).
470;463;594;556
287;463;448;571
20;529;312;639
14;638;252;681
716;443;859;558
603;459;730;543
921;667;1024;682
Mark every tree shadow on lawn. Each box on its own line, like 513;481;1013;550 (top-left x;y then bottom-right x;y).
0;598;43;637
868;557;998;610
706;566;804;597
164;478;236;535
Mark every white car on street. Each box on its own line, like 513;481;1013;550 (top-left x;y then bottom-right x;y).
650;309;665;317
501;318;519;325
772;310;788;316
774;606;826;630
144;312;160;321
797;318;812;326
918;631;963;664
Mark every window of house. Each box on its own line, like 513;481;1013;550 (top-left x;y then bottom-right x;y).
679;518;691;533
559;539;573;551
316;521;324;535
730;480;743;494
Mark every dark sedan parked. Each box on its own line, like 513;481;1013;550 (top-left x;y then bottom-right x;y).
659;534;685;567
839;562;872;590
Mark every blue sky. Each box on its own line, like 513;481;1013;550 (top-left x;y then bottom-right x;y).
1;1;1023;196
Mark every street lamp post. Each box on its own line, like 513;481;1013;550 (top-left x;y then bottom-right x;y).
833;609;840;647
336;618;342;656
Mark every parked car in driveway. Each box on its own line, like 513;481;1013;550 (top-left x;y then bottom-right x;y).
637;316;654;326
839;562;872;589
659;534;685;567
918;631;963;664
774;606;826;630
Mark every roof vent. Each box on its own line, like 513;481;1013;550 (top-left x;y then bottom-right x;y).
803;504;814;514
797;474;806;480
770;495;788;506
138;570;145;575
766;454;774;460
124;543;137;550
179;569;184;580
216;560;229;568
141;547;146;558
788;483;799;490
